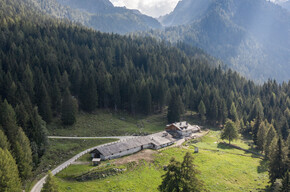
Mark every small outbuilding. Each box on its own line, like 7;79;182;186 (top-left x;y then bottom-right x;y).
92;158;101;166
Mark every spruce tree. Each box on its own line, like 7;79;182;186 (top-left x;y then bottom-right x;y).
0;128;10;150
265;125;277;158
0;100;18;139
257;121;269;152
167;94;182;123
14;128;33;180
269;138;285;185
252;113;262;145
281;171;290;192
0;148;22;192
229;102;238;122
41;171;59;192
221;120;239;144
61;88;77;125
180;152;204;192
158;158;181;192
198;100;206;121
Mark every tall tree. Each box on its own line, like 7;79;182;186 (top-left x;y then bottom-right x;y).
0;128;10;150
158;158;181;192
198;100;206;121
80;76;98;112
167;94;182;123
180;152;204;192
14;128;33;180
41;171;59;192
61;88;77;125
221;120;239;144
0;100;18;139
229;102;238;122
268;138;285;185
265;125;278;159
257;120;270;152
0;148;22;192
281;171;290;192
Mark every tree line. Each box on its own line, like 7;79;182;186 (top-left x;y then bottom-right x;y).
0;0;289;190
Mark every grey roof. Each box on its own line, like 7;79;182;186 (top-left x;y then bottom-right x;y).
168;121;200;132
94;131;175;157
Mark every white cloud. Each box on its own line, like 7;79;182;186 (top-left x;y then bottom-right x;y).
109;0;180;18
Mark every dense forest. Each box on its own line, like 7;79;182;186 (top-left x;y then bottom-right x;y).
0;0;289;190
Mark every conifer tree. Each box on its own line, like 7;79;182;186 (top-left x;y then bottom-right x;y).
198;100;206;121
14;127;33;180
158;158;181;192
80;76;98;112
0;148;22;192
252;113;262;145
167;94;182;123
61;88;77;125
229;102;238;122
269;138;285;185
37;83;53;123
281;171;290;192
0;100;18;139
141;85;152;115
257;120;269;152
41;171;59;192
265;125;278;158
0;128;10;150
180;152;204;192
221;120;239;144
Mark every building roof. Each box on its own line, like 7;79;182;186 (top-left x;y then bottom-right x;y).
167;121;200;132
93;131;175;157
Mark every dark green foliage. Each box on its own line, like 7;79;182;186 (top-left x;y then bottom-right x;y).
61;88;77;125
252;114;262;145
41;171;59;192
229;102;238;122
0;129;10;150
0;100;18;139
167;94;182;124
180;152;204;192
198;100;206;120
269;138;285;185
159;158;182;192
140;85;152;115
80;76;98;113
13;128;33;180
221;120;239;144
0;148;22;192
158;152;204;192
281;171;290;192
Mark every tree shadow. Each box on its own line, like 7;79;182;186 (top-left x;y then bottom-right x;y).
217;142;233;150
257;159;268;173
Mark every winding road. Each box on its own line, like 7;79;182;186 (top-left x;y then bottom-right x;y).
30;136;137;192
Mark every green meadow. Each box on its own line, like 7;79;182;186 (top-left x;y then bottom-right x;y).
54;130;269;192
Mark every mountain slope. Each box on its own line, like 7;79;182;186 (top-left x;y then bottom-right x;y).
29;0;161;34
156;0;290;82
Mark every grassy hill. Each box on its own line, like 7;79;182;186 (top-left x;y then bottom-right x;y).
53;129;269;192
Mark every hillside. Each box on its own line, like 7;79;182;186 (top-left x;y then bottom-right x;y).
155;0;290;82
29;0;161;34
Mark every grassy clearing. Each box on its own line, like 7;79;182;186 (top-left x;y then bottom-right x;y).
55;130;269;192
47;110;167;137
27;138;116;191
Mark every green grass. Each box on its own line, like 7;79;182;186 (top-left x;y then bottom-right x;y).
27;138;116;191
47;110;167;137
54;130;269;192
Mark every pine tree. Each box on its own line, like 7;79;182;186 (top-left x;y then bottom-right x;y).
0;128;10;150
281;171;290;192
229;102;238;122
180;152;204;192
0;100;18;140
80;76;98;112
265;125;277;158
14;127;33;180
198;100;206;121
141;85;152;115
221;120;239;144
158;158;181;192
41;171;59;192
37;83;53;123
167;94;182;123
61;88;77;125
0;148;22;192
257;120;269;152
252;113;262;145
269;138;285;185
